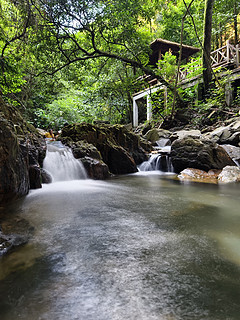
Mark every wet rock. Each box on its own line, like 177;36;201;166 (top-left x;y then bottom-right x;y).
178;168;221;184
171;137;236;173
29;165;42;189
0;232;29;256
0;117;29;203
107;145;138;174
0;215;34;256
60;123;150;175
0;97;46;204
61;140;102;160
81;157;110;180
218;166;240;183
41;169;52;184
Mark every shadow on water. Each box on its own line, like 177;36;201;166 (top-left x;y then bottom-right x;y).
0;174;240;319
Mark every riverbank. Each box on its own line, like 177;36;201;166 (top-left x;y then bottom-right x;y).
136;116;240;183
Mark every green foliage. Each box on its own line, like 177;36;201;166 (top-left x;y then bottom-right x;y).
180;56;203;80
30;58;141;129
0;0;27;99
150;89;173;121
156;51;177;83
1;0;239;129
233;87;240;106
155;0;204;46
33;89;95;130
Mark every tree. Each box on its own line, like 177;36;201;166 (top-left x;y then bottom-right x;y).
202;0;215;96
29;0;187;105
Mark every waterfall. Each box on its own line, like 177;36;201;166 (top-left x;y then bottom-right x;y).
138;146;174;173
43;141;87;182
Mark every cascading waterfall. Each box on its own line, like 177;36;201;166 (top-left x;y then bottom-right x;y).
138;145;174;173
43;141;87;182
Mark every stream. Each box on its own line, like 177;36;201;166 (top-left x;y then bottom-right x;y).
0;173;240;319
0;142;240;319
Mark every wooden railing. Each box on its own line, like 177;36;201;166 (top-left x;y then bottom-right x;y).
178;64;201;81
179;40;240;82
211;40;240;67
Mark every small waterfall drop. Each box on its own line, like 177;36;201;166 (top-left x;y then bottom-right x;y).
43;141;87;182
138;146;174;173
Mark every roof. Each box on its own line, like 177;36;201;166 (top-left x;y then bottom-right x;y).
149;38;200;65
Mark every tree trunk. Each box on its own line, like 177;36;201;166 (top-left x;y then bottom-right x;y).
202;0;215;96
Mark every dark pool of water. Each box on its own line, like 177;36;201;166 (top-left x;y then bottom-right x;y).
0;173;240;320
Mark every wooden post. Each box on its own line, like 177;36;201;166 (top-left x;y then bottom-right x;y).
133;99;138;127
236;44;239;67
226;40;230;63
146;95;152;121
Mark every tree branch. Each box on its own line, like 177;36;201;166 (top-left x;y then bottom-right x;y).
1;0;31;58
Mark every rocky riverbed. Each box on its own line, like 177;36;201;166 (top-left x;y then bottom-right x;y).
141;117;240;183
1;95;240;255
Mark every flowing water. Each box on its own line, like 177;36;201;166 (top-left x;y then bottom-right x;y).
43;141;87;181
1;150;240;319
138;147;173;172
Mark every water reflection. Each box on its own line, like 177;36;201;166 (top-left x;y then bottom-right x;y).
0;175;240;319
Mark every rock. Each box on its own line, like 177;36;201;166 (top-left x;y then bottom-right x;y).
60;123;150;175
139;139;153;153
41;169;52;184
221;144;240;166
218;166;240;183
29;165;42;189
203;119;240;146
0;116;29;203
0;231;29;256
0;97;46;204
170;129;202;142
134;122;152;135
81;157;110;180
230;120;240;131
143;128;171;143
0;215;34;256
171;137;236;173
107;145;138;174
61;140;102;160
178;168;221;184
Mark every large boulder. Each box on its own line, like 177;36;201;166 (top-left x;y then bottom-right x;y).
171;137;236;173
218;166;240;183
0;97;46;204
178;168;221;184
60;123;151;175
203;119;240;146
65;140;102;160
81;157;110;180
221;144;240;166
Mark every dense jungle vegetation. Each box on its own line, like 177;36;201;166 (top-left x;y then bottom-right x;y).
0;0;240;130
